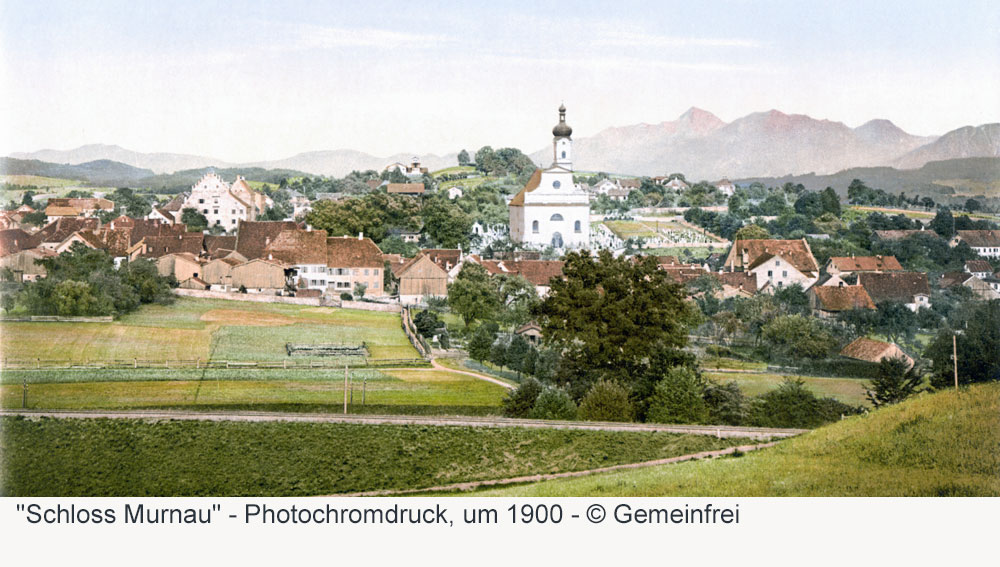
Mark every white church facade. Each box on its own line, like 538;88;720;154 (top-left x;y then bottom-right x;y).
509;105;590;249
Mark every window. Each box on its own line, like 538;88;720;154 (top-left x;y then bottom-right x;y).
767;270;773;277
231;219;236;224
776;260;781;266
550;214;563;221
202;209;208;214
374;281;379;289
532;221;539;233
214;209;219;215
199;199;204;204
364;269;369;276
353;269;359;275
574;220;581;233
553;180;561;189
374;269;379;275
782;271;788;277
561;151;566;158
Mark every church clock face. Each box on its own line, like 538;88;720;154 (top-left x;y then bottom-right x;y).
552;180;561;189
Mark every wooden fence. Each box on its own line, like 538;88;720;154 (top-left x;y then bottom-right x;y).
0;315;114;323
400;306;431;358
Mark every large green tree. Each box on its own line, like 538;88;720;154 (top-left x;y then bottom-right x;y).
533;251;699;395
865;357;922;407
925;300;1000;387
421;196;472;249
447;263;500;326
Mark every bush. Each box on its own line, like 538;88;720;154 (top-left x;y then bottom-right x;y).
437;331;450;350
340;292;352;301
578;379;634;422
501;378;542;418
527;386;577;420
646;366;709;424
865;357;922;407
747;378;860;428
703;380;747;425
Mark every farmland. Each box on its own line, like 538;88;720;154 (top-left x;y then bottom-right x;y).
0;417;744;496
0;297;419;362
471;382;1000;497
704;371;870;407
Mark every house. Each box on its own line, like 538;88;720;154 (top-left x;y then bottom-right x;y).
0;228;35;257
715;179;736;196
592;179;619;195
447;186;463;200
858;272;931;311
723;238;820;291
420;249;466;281
233;220;299;260
0;248;55;281
808;285;876;318
477;259;565;296
515;322;543;345
964;259;994;279
156;253;203;282
939;272;1000;300
825;255;903;276
30;217;100;251
262;229;329;291
325;235;386;297
44;197;115;222
384;157;428;177
607;188;630;202
619;179;641;191
0;205;35;229
386;183;425;196
204;235;238;259
396;254;449;304
179;173;271;230
840;337;914;369
137;232;205;259
202;257;242;291
388;228;421;243
509;105;589;250
659;177;689;191
716;271;758;298
148;194;188;224
230;258;288;293
178;276;210;290
952;230;1000;258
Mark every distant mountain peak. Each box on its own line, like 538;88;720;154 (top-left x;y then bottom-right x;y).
676;107;725;134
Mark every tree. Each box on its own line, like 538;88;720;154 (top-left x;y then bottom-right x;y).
506;334;531;377
929;207;955;238
413;309;443;338
448;263;500;327
467;323;496;362
21;210;47;227
793;192;825;219
533;250;699;394
353;282;367;299
501;378;542;418
964;198;981;213
577;379;634;422
874;302;917;345
495;274;539;328
490;337;509;371
865;357;922;407
703;380;747;425
925;300;1000;387
761;314;837;360
21;191;35;206
772;283;810;316
733;224;770;240
645;366;709;424
819;187;841;217
181;208;208;232
457;149;471;167
421;196;472;249
527;386;577;420
748;378;857;428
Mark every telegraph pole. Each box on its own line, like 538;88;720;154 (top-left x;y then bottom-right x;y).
343;365;348;414
953;333;959;389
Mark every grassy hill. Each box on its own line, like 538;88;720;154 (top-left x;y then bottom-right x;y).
472;382;1000;496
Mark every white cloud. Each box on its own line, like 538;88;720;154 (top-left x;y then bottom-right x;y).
592;30;765;49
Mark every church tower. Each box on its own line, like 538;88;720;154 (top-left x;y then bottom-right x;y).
552;104;572;169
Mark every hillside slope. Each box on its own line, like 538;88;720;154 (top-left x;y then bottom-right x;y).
474;383;1000;496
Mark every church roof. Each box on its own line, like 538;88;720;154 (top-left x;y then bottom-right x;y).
508;169;543;207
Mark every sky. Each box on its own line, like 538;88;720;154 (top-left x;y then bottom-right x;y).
1;0;998;162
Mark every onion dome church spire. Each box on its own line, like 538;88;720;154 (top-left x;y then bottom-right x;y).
552;104;573;168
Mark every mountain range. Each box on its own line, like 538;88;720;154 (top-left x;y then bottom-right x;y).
7;109;999;180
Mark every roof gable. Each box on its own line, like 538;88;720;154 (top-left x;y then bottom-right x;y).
858;272;930;303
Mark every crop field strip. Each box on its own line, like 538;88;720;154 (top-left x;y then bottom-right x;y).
0;415;753;496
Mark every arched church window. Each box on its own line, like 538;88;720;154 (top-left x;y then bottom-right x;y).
561;151;566;158
550;214;563;221
574;220;581;233
532;220;539;233
552;180;561;189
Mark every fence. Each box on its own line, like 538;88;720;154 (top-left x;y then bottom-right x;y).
400;306;431;359
0;315;114;323
0;357;430;371
173;288;403;313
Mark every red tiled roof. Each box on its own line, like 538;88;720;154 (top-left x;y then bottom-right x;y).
508;169;543;207
965;260;994;273
234;220;299;259
326;236;384;268
264;229;328;265
386;183;425;194
957;230;1000;248
840;337;896;363
827;255;903;272
479;259;565;286
421;249;463;272
140;233;205;258
727;239;818;275
858;272;930;303
811;285;876;312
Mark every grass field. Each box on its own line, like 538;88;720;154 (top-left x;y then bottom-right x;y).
642;246;718;259
0;367;508;412
431;166;476;178
471;382;1000;496
0;297;418;362
705;371;870;406
0;417;744;496
0;175;81;188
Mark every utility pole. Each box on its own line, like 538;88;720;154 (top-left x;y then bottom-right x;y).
953;333;959;390
362;372;367;406
343;365;348;414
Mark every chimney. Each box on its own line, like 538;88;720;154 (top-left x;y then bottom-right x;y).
358;232;363;241
741;248;749;266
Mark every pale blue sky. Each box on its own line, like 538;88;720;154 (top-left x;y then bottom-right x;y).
2;0;998;161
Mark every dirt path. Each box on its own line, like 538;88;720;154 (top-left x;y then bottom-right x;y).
0;409;806;438
379;358;515;390
339;441;779;496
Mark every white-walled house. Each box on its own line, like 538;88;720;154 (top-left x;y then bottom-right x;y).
509;105;590;250
723;238;820;291
180;173;269;231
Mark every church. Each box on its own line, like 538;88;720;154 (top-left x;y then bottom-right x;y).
509;105;590;249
